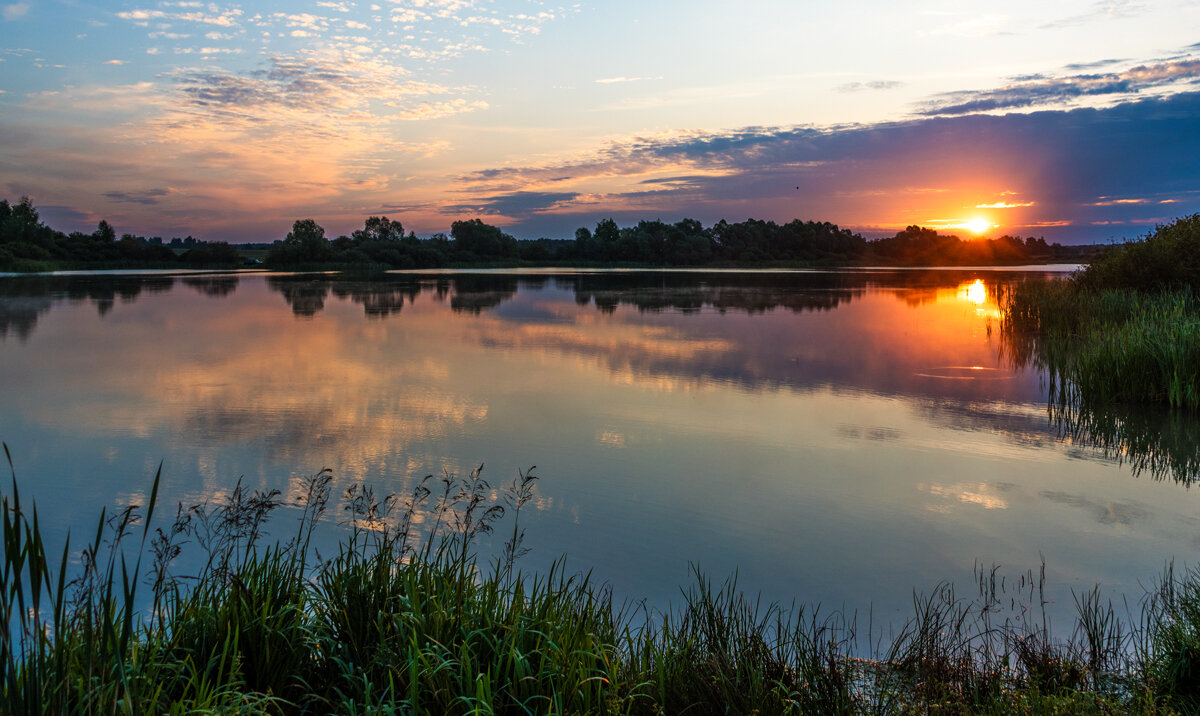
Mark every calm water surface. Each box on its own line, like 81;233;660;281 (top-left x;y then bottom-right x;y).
1;269;1197;624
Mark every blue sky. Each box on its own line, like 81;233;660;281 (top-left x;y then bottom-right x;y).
2;0;1199;242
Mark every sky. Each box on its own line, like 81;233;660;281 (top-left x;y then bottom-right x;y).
1;0;1199;243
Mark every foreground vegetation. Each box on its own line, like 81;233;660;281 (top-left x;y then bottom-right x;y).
3;452;1200;714
1002;214;1200;411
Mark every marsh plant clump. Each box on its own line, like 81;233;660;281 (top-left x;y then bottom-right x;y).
1;450;1198;714
1002;214;1200;412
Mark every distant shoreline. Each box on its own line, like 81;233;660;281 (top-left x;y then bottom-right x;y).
0;260;1086;278
2;196;1108;273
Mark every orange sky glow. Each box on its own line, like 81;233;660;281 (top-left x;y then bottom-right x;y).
1;1;1199;243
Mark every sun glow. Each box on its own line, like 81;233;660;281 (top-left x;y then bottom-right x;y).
964;218;992;235
926;216;998;236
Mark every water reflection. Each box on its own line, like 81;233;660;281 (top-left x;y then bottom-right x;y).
560;272;866;314
257;272;1031;404
994;286;1200;486
0;274;177;338
269;276;332;318
4;270;1197;489
1;269;1197;623
0;270;1019;334
961;279;988;306
264;271;1021;319
183;276;239;298
1050;401;1200;485
0;293;50;340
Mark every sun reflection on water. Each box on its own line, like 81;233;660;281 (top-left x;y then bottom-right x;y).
961;279;988;305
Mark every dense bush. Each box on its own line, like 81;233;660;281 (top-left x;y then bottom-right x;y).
1077;214;1200;292
181;241;240;265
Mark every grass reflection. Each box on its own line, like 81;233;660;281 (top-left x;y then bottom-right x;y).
1049;399;1200;485
998;281;1200;485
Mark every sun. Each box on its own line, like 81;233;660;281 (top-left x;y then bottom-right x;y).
964;218;992;235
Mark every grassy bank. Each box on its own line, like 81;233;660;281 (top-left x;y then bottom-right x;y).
1002;215;1200;411
3;454;1199;714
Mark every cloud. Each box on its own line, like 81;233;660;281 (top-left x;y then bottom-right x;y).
2;2;29;20
923;13;1010;38
1040;0;1149;29
442;191;579;219
0;41;480;240
276;12;328;31
596;76;662;84
836;80;903;93
34;205;95;230
1063;57;1128;71
379;1;562;55
156;50;478;180
638;175;712;188
104;59;126;65
20;81;163;113
390;98;488;120
113;0;564;68
461;91;1200;242
116;9;167;22
103;188;174;205
118;6;243;28
1039;490;1150;526
172;52;453;113
920;57;1200;115
177;9;242;26
110;0;568;65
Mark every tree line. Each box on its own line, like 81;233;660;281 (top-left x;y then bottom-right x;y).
1;195;1092;272
267;214;1088;268
0;197;241;270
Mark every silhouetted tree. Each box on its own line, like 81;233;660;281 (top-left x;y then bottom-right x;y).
283;219;330;261
94;220;117;243
1;197;45;246
451;219;517;258
352;216;404;243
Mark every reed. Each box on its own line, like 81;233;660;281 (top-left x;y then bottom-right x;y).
1001;215;1200;413
1001;280;1200;412
2;448;1197;714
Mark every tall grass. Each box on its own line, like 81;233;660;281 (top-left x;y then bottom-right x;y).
2;447;1198;713
1002;281;1200;410
1001;215;1200;413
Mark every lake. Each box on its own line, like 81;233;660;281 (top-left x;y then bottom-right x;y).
1;268;1196;627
